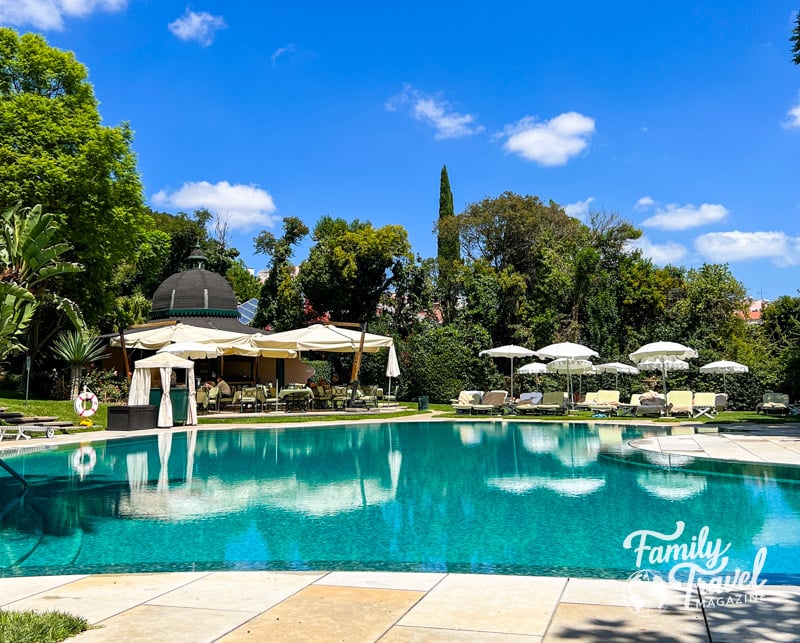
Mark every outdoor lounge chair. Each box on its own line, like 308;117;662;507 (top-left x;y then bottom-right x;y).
756;392;790;416
515;392;543;414
589;390;620;413
528;391;568;415
666;390;693;417
471;390;508;415
616;394;640;416
452;391;484;415
692;392;717;419
633;392;668;417
576;392;599;409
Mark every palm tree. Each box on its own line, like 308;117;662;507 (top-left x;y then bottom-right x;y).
0;203;83;358
51;330;109;399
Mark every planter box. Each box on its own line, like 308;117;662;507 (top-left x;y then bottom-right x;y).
107;405;157;431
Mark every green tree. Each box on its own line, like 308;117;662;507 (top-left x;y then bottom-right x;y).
252;216;308;329
0;28;147;328
51;329;108;399
226;261;261;302
792;11;800;65
300;216;412;323
761;295;800;399
0;203;82;358
436;165;460;322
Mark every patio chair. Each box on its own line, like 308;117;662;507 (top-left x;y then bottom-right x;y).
196;388;208;414
451;391;483;414
471;390;508;415
360;385;379;408
530;391;568;415
756;392;790;416
239;386;258;412
666;390;693;417
692;392;717;419
207;386;221;413
312;383;332;409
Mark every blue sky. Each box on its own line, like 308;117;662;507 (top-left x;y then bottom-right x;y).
2;1;799;300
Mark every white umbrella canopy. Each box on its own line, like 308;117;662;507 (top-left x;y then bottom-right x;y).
595;362;639;389
699;360;749;396
158;341;221;359
479;344;537;398
111;323;248;350
546;358;595;375
535;342;599;361
385;345;401;400
518;362;548;375
630;341;697;397
252;324;393;353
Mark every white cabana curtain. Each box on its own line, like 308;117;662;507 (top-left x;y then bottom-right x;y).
127;352;196;428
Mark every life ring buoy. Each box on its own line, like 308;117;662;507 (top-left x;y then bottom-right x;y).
71;445;97;477
74;390;99;417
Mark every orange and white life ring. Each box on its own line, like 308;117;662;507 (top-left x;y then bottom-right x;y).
74;390;99;417
71;445;97;477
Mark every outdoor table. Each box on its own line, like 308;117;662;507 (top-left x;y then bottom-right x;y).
279;388;313;412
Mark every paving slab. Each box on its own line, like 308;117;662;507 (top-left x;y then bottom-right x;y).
380;625;540;641
543;602;708;642
398;574;565;637
218;583;423;643
5;572;208;623
71;604;258;643
148;570;323;612
315;570;445;592
0;574;86;605
700;586;800;643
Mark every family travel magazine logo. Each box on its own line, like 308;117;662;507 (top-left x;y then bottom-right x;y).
622;520;768;613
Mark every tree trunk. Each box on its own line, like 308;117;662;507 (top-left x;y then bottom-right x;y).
70;364;81;400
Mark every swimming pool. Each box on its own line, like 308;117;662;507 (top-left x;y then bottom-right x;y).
1;421;799;583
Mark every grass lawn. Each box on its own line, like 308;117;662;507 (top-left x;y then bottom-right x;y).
0;609;93;642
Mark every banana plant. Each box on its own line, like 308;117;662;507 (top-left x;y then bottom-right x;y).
0;203;83;358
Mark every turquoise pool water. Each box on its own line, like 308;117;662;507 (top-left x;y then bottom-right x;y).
1;421;799;582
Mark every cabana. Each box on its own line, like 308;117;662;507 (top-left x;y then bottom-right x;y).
128;352;197;428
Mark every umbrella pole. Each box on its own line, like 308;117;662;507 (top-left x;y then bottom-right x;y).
510;357;514;400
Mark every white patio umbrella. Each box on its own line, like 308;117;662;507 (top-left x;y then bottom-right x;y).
536;342;599;407
594;362;639;389
546;358;595;406
630;341;697;397
385;345;401;401
157;341;221;359
479;344;536;399
517;362;548;375
699;360;749;396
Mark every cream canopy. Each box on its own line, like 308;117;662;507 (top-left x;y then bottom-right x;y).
252;324;394;353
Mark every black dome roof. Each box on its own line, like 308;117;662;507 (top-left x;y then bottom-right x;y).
150;269;239;320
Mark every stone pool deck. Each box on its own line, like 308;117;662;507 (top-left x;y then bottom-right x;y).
1;420;799;641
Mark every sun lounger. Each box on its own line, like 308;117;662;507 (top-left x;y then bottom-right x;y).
525;391;568;415
692;392;717;418
576;392;599;409
589;390;620;413
471;390;509;415
756;392;790;416
634;392;668;417
452;391;484;415
616;394;640;417
0;424;57;440
666;390;693;417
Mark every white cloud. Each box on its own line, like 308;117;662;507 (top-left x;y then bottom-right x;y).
641;203;728;231
634;196;654;211
271;44;295;65
168;9;227;47
0;0;126;30
695;231;800;267
386;84;484;139
782;104;800;129
151;181;278;231
500;112;595;166
564;197;594;221
626;236;688;265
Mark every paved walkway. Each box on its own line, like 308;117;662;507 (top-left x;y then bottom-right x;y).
2;570;799;641
2;420;799;641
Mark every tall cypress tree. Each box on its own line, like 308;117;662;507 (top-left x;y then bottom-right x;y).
792;12;800;65
437;165;460;322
